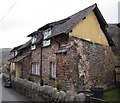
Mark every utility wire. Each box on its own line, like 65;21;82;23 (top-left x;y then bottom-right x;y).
0;0;18;23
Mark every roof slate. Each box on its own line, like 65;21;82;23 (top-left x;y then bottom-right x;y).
27;4;114;47
44;4;114;46
10;45;23;52
12;52;31;63
32;34;43;45
49;4;96;39
27;31;42;37
18;39;32;50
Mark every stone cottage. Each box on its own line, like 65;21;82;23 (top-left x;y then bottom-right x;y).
10;4;115;92
9;39;31;78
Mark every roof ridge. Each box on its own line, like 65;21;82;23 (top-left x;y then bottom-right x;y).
47;4;97;39
38;4;97;32
69;3;96;19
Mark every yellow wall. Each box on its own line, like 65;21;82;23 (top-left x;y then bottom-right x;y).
15;63;21;78
69;11;109;46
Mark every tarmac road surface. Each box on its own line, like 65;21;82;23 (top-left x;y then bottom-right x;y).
0;74;28;102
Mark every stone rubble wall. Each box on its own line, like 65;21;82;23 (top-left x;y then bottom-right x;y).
2;74;88;102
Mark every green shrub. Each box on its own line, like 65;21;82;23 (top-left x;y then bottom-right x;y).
28;76;32;81
2;75;7;81
2;66;6;73
55;80;62;91
2;75;9;81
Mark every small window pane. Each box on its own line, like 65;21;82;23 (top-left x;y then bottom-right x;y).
43;30;51;47
32;63;40;75
31;37;36;50
50;62;56;78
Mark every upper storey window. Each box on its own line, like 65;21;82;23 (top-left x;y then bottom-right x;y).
15;51;18;56
11;50;18;57
43;30;51;47
31;36;36;50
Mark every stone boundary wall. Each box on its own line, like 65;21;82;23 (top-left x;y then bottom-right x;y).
2;74;89;102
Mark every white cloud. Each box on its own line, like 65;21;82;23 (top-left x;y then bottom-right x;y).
0;0;119;48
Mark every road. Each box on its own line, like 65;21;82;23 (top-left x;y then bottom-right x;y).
0;74;28;102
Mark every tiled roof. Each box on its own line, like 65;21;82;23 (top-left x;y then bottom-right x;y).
45;4;114;46
48;4;97;39
27;31;41;37
32;34;43;45
12;52;31;63
38;18;70;31
10;45;23;52
27;4;114;47
18;39;32;50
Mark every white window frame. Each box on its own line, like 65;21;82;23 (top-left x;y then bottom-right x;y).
50;62;56;79
32;63;40;75
15;51;18;56
31;36;36;50
43;30;51;47
12;51;18;57
12;52;15;57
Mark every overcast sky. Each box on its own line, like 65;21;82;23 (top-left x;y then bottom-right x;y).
0;0;119;48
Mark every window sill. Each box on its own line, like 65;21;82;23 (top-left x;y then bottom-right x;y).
31;48;36;51
42;44;51;48
31;74;40;77
49;77;56;80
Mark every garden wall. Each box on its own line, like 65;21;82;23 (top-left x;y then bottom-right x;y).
2;74;90;102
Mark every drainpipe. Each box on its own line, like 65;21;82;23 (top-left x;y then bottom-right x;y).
40;34;44;86
39;35;60;85
40;47;43;85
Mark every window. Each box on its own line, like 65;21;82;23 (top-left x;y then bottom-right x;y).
31;37;36;50
12;52;15;57
11;51;18;57
43;30;51;47
31;45;36;50
50;62;56;79
15;51;18;56
32;63;40;75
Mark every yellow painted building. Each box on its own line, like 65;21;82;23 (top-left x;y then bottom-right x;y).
47;4;114;47
69;11;109;46
15;63;21;77
10;62;15;75
10;62;21;78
